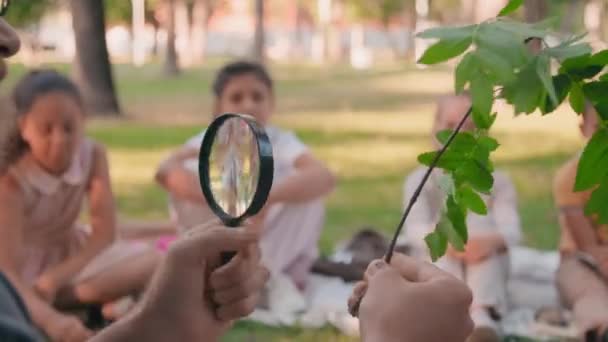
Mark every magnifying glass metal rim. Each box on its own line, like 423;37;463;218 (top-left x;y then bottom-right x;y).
198;112;274;227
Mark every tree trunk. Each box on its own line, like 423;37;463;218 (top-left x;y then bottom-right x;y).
164;0;180;76
560;0;579;33
152;21;159;56
524;0;547;22
292;2;305;59
176;0;191;67
132;0;146;66
192;0;213;63
70;0;121;115
253;0;265;63
383;23;401;60
525;0;547;52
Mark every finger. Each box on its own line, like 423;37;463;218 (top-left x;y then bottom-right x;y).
347;281;367;317
359;266;407;317
391;253;454;283
363;259;389;281
367;254;420;281
210;248;260;289
216;293;260;321
366;265;407;291
212;265;269;305
242;243;261;260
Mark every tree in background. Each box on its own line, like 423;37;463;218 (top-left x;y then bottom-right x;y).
348;0;409;58
524;0;547;51
253;0;265;62
105;0;133;25
5;0;55;66
71;0;121;115
4;0;53;27
192;0;217;62
163;0;180;75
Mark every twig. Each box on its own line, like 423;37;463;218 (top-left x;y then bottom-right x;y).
349;105;474;318
385;106;473;263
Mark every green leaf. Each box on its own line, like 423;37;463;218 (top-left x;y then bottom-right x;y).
446;195;468;245
436;130;453;145
418;37;473;65
575;128;608;191
478;136;500;152
601;74;608;82
470;74;494;129
590;50;608;66
458;160;494;193
494;19;547;39
585;180;608;224
560;54;604;80
417;25;476;40
425;230;448;262
502;59;545;114
569;82;585;114
547;43;592;62
536;55;558;107
541;74;571;114
477;48;516;84
455;52;476;93
417;151;463;171
498;0;524;16
448;132;477;153
475;23;530;69
593;102;608;121
458;186;488;215
583;81;608;104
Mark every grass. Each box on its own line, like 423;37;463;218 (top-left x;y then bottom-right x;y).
3;61;585;341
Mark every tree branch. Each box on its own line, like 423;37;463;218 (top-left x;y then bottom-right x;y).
385;106;473;263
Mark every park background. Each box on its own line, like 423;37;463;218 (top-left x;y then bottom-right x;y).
5;0;608;340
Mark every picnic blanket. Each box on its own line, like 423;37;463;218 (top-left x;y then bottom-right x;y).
246;246;569;340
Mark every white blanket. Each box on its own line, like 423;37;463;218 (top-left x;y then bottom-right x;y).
246;247;565;339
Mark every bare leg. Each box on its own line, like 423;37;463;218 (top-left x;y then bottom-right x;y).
557;257;608;337
56;249;161;308
118;220;176;241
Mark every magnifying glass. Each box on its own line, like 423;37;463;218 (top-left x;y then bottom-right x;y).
198;113;274;262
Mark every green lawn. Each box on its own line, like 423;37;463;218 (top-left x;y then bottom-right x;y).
4;61;584;341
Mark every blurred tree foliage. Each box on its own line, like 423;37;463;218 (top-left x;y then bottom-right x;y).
5;0;54;27
348;0;409;27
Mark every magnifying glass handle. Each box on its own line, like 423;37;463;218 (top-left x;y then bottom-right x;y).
221;218;241;264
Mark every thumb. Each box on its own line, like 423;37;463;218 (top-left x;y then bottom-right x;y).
367;264;408;291
170;226;258;265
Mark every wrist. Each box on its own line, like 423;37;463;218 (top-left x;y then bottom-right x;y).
96;307;176;342
132;303;223;342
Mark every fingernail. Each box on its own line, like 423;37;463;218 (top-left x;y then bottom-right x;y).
367;260;386;277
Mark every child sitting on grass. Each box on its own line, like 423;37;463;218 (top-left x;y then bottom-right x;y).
0;70;159;341
156;61;336;289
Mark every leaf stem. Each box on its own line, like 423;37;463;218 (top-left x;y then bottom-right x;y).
385;105;474;263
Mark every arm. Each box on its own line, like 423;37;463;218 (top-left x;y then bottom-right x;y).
267;153;336;204
553;161;599;252
155;145;206;204
561;208;599;252
0;175;65;333
37;144;115;292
